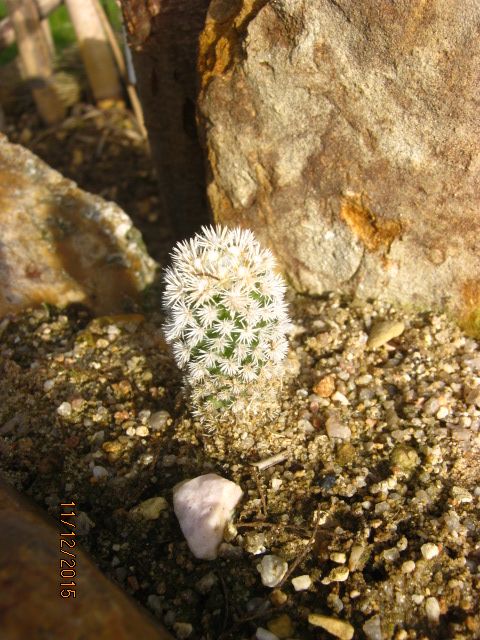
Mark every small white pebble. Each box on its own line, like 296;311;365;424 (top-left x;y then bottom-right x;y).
425;596;441;623
256;628;279;640
451;486;473;503
291;574;312;591
135;425;149;437
330;552;347;564
44;380;54;391
257;555;288;588
126;426;136;436
412;594;424;605
421;543;440;560
149;410;171;430
436;406;449;420
57;402;72;417
401;560;416;573
92;465;108;479
363;614;382;640
332;391;349;405
383;548;400;562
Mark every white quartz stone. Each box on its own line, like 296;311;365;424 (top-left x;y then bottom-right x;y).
173;473;243;560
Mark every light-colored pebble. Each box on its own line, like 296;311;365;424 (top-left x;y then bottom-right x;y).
348;545;364;571
135;425;149;437
367;320;405;348
401;560;416;573
257;555;288;588
57;401;72;417
421;543;440;560
256;628;279;640
173;474;243;560
92;465;108;479
308;614;354;640
330;552;347;564
363;614;383;640
326;416;352;440
149;410;171;430
425;596;441;623
291;574;312;591
323;566;349;583
451;486;473;503
130;496;168;520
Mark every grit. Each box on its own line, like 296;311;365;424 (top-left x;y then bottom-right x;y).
0;289;479;640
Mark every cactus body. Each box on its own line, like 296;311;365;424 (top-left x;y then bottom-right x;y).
162;226;291;424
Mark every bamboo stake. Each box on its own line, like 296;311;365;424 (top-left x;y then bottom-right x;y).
64;0;123;107
91;0;148;140
5;0;65;125
0;0;62;50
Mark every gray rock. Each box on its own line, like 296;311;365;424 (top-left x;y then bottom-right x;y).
0;134;156;317
197;1;480;324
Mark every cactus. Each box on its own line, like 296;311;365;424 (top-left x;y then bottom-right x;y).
162;225;291;425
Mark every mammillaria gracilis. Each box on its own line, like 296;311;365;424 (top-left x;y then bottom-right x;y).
162;226;292;425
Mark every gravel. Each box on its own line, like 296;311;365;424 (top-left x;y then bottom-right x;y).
0;293;479;639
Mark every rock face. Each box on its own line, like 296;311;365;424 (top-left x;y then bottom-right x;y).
197;0;480;329
0;134;156;316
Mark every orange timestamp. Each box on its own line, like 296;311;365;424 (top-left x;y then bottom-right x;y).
60;502;76;598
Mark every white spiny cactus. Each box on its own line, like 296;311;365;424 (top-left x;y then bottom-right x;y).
162;225;291;424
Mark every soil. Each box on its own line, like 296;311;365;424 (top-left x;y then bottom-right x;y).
1;104;480;640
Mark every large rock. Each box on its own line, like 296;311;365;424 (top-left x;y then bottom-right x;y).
197;0;480;331
0;134;156;317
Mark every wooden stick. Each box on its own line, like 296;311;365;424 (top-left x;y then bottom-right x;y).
91;0;148;139
0;0;62;50
64;0;123;106
5;0;65;125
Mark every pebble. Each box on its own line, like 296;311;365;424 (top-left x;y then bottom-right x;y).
401;560;416;574
308;614;354;640
173;621;193;639
363;614;383;640
130;496;168;520
421;543;440;560
135;425;149;437
270;589;288;606
92;465;108;479
257;555;288;588
267;614;295;638
256;628;279;640
291;574;312;591
57;401;72;418
326;415;351;439
173;474;243;560
425;596;441;623
322;566;349;583
149;410;171;430
390;445;420;471
451;486;473;503
313;375;335;397
332;391;349;405
194;571;218;594
367;320;405;348
348;545;364;571
330;552;347;564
